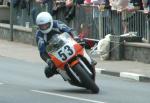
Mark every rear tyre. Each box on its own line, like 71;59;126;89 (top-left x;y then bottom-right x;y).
72;64;99;94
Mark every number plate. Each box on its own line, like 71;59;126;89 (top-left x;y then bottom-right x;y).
53;44;75;62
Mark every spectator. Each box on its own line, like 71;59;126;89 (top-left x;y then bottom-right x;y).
117;0;131;33
93;0;112;34
92;0;105;5
90;0;110;11
65;0;84;22
5;0;29;9
130;0;144;10
84;0;92;4
109;0;125;35
53;0;65;12
121;0;145;35
142;0;149;7
109;0;117;10
31;0;53;24
109;0;129;11
142;0;150;13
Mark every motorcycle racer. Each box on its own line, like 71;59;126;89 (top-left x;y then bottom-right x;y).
35;12;97;78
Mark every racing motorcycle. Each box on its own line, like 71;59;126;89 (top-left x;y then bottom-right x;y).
46;32;99;93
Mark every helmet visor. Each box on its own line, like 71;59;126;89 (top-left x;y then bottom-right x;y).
38;22;51;30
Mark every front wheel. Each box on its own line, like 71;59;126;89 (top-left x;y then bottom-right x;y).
72;64;99;94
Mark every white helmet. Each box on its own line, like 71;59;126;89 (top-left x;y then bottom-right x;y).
36;12;53;34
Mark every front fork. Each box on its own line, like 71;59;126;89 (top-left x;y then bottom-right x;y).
79;59;93;76
82;49;93;66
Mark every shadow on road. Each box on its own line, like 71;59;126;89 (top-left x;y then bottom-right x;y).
43;88;97;94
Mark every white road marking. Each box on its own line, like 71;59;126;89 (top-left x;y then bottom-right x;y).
0;82;4;85
31;90;105;103
120;72;143;81
96;68;105;73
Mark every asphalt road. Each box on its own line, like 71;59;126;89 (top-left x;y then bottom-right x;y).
0;56;150;103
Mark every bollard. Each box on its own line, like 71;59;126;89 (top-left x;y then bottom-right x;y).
110;36;125;60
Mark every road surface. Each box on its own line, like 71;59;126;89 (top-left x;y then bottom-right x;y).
0;56;150;103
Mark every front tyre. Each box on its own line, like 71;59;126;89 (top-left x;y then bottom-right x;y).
72;64;99;94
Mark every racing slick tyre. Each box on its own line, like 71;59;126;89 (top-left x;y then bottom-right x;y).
72;64;99;94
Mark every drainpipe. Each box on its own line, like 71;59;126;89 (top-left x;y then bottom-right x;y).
10;0;13;41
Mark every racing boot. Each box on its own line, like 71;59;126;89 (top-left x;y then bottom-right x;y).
44;65;58;78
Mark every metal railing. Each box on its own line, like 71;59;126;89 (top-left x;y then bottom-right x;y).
74;5;150;43
112;10;150;43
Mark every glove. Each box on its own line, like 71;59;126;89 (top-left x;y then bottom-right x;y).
46;59;53;68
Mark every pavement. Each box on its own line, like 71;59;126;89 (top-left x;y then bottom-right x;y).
0;39;150;82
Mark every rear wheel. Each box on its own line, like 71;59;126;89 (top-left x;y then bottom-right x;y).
72;64;99;94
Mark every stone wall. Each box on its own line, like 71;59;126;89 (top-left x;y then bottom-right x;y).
0;5;10;23
0;23;36;45
124;43;150;63
110;35;150;63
